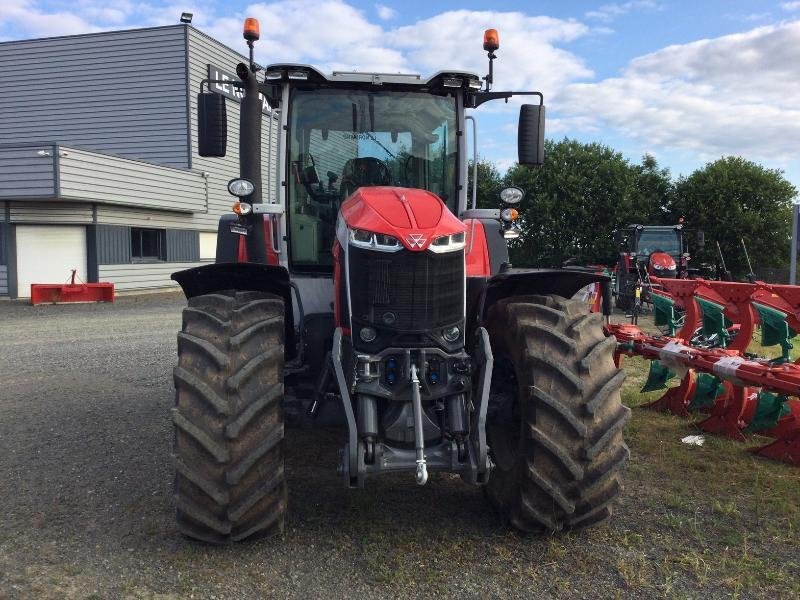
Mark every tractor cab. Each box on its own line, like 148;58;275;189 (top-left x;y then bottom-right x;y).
263;66;471;271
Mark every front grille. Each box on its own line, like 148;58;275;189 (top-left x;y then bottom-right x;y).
348;246;464;331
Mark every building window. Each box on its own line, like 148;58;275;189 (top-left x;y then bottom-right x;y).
131;228;165;262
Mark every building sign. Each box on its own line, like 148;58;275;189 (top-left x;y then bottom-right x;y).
207;64;272;114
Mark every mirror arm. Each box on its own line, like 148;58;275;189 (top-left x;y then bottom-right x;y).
468;90;543;109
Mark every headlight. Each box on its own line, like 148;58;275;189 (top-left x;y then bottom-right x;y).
499;187;524;205
359;326;377;342
653;263;664;270
429;232;466;253
228;178;255;197
442;325;461;342
348;228;401;252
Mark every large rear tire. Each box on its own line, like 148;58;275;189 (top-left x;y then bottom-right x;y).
173;291;287;543
485;294;629;532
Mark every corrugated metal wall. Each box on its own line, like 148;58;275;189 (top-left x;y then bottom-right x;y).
8;202;93;223
0;146;57;198
95;225;132;264
166;229;200;262
98;261;204;291
0;222;6;264
59;147;206;212
0;27;190;168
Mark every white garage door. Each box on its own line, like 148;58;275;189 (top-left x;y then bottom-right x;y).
16;225;87;298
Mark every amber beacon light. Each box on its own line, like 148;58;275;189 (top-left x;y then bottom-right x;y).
483;28;499;52
243;18;260;41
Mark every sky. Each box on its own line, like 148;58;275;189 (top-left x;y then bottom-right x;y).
2;1;799;193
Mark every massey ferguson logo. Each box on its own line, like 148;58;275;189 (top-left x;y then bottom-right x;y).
406;233;427;248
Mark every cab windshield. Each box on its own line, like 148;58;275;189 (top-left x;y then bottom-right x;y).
637;229;681;257
288;88;458;271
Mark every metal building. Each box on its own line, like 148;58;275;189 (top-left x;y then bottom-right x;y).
0;24;279;298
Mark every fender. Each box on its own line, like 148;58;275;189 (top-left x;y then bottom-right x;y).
171;262;296;358
471;268;611;328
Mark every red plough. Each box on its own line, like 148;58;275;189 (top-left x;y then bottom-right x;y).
608;277;800;465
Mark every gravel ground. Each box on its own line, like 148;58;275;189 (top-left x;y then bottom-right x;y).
0;294;798;599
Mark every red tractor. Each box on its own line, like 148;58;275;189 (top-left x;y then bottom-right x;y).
171;20;629;543
613;223;705;310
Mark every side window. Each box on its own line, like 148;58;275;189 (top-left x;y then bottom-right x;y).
131;228;165;262
425;121;456;206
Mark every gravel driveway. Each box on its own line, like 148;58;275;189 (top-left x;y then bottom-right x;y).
0;294;797;599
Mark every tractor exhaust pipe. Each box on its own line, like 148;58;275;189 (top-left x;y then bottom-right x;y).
409;365;428;485
237;62;268;264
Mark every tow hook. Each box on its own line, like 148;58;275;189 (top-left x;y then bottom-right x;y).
409;364;428;485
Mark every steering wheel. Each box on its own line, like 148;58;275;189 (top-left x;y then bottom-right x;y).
340;157;392;201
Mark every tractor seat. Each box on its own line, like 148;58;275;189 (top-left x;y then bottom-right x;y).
341;157;391;188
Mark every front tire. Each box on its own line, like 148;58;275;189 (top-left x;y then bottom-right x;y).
485;294;630;532
173;291;287;543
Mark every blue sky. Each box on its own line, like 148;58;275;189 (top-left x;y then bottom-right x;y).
2;1;799;192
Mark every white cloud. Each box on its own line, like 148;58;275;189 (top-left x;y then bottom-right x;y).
555;21;800;162
585;1;660;22
182;4;594;93
0;0;100;37
724;12;772;23
388;11;592;96
375;3;396;21
781;2;800;11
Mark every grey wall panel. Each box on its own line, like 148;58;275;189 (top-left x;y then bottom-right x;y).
0;27;190;168
0;265;7;295
0;222;6;264
96;205;209;229
0;146;56;198
166;229;199;262
58;147;206;212
9;202;93;223
96;225;131;265
99;261;204;291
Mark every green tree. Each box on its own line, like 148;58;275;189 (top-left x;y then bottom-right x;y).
631;154;673;224
671;157;797;278
504;138;641;267
467;159;504;209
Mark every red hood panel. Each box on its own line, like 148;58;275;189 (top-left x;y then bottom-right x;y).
649;252;677;269
340;186;466;251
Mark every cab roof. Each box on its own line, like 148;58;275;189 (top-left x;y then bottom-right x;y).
265;63;481;88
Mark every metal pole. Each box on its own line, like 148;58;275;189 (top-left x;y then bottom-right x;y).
791;203;799;285
240;65;267;264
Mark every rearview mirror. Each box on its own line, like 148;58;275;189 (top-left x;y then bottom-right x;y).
518;104;545;166
198;92;227;157
696;230;705;250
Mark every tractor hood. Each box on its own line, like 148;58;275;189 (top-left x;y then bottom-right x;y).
648;251;677;276
338;186;466;252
